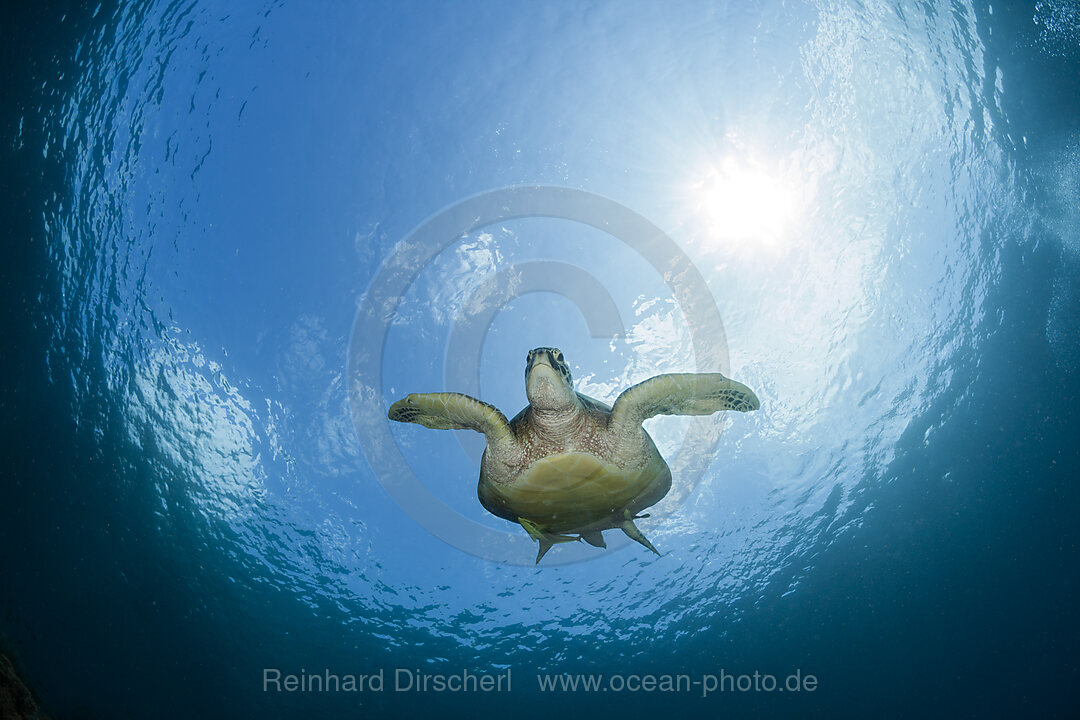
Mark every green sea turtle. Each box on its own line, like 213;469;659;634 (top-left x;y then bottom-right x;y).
388;347;760;563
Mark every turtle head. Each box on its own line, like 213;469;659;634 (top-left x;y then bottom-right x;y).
525;347;577;411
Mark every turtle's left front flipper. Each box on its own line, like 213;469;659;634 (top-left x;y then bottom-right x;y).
610;373;760;435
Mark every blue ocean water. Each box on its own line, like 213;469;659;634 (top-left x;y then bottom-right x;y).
1;0;1078;717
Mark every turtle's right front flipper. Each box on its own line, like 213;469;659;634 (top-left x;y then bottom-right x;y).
610;373;760;436
388;392;512;442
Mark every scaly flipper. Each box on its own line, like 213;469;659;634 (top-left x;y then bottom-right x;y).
519;519;579;564
388;392;513;442
610;373;760;438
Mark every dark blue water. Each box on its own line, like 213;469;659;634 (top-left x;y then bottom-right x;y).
2;1;1078;717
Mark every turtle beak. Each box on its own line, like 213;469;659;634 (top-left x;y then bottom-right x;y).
526;348;551;376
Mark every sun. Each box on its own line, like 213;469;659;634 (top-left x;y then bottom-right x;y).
689;156;799;250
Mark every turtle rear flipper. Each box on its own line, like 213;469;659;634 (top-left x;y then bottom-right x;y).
519;519;579;563
619;519;660;556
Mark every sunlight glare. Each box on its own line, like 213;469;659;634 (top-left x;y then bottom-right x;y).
690;157;799;250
